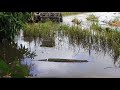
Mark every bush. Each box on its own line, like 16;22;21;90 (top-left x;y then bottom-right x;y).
0;12;32;41
0;59;29;78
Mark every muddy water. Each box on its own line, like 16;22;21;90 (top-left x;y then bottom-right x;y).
14;12;120;78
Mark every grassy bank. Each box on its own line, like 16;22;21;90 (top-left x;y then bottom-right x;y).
0;40;36;78
0;58;29;78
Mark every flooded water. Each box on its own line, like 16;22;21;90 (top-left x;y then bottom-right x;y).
63;12;120;30
3;12;120;78
15;30;120;78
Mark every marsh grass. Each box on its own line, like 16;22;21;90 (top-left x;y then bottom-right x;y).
86;14;98;22
90;22;101;31
23;21;59;39
23;20;120;65
91;24;120;63
64;23;120;63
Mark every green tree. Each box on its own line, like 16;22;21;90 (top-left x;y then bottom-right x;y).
0;12;32;41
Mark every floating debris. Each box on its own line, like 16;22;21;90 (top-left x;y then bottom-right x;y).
104;67;113;69
32;58;88;62
48;58;88;62
38;59;47;61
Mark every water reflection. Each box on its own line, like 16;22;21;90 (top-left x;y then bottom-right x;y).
22;24;120;68
63;29;120;67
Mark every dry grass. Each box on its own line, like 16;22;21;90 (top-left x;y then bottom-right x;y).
109;21;120;26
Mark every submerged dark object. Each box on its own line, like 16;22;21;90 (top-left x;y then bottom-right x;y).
48;58;88;62
33;12;63;23
40;39;55;47
36;58;88;62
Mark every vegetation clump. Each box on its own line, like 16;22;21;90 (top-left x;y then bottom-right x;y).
86;14;98;22
71;18;82;25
